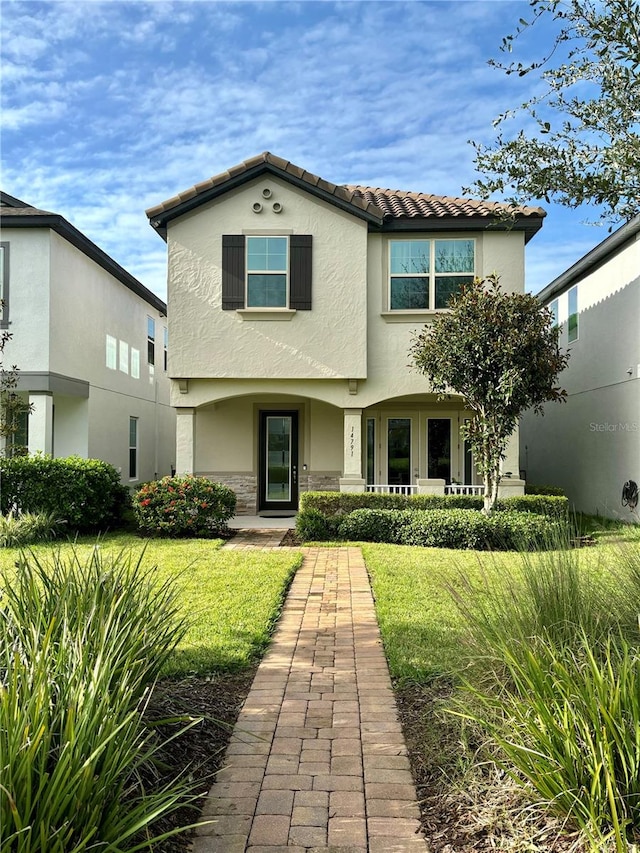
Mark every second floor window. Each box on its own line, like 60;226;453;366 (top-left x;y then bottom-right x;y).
390;239;475;310
246;236;288;308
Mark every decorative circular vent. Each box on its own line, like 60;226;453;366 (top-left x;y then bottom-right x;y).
272;202;283;214
262;187;272;199
252;202;263;213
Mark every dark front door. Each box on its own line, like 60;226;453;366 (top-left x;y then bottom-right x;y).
258;411;299;512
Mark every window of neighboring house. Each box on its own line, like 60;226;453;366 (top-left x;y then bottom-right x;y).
5;404;29;457
549;299;559;327
106;335;117;369
389;239;475;310
0;242;9;328
131;348;140;379
568;286;579;342
222;234;312;310
246;236;288;307
129;417;138;480
147;317;155;365
163;327;168;371
119;340;129;374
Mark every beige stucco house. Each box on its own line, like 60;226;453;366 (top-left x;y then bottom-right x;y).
0;192;175;485
520;215;640;519
147;153;544;514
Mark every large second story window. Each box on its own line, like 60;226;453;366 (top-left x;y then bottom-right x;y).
568;285;579;342
246;237;288;307
390;239;475;310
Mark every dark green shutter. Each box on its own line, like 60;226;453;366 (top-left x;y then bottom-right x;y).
222;235;245;310
289;235;312;310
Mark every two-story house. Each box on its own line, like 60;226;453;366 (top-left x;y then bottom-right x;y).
520;216;640;519
146;153;544;514
0;192;175;484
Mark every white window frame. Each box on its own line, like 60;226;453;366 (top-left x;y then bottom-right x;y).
129;416;138;480
388;238;475;311
246;235;289;309
568;286;579;342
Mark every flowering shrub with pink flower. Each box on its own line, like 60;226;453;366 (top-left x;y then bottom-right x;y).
132;476;236;537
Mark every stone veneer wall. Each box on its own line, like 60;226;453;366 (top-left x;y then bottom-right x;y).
201;471;340;514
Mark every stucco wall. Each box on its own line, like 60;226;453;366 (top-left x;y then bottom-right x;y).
167;175;369;381
521;240;640;518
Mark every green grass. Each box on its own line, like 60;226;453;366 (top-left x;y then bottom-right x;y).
0;534;304;677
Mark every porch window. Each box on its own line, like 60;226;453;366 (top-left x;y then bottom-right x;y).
366;418;376;485
389;239;474;310
387;418;411;486
427;418;451;482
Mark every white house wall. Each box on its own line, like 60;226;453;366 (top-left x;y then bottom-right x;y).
167;175;369;381
521;234;640;518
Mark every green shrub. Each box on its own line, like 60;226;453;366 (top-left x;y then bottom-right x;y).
0;510;61;547
0;455;129;532
0;547;198;852
335;508;562;550
133;475;236;537
295;508;339;541
525;483;566;496
299;490;568;519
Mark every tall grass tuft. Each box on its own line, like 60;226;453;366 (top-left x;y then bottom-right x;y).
450;531;640;850
0;510;61;547
0;546;200;852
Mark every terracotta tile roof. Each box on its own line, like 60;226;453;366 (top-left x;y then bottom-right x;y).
146;152;383;221
146;151;545;235
345;185;545;220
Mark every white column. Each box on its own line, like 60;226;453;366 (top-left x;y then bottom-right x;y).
339;408;366;493
175;407;196;475
28;392;53;455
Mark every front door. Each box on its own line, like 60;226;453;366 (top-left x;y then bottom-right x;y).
258;411;299;512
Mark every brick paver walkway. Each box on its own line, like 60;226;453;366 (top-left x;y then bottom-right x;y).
192;546;428;853
223;529;288;549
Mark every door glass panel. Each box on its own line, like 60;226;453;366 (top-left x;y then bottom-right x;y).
428;418;451;482
387;418;411;486
366;418;375;485
266;416;291;502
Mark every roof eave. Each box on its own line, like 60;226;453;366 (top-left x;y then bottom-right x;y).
146;162;384;239
537;214;640;302
376;213;545;242
0;212;167;314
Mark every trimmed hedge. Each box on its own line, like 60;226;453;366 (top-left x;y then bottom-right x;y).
335;508;564;550
0;455;128;533
525;484;566;496
133;476;236;537
299;490;568;519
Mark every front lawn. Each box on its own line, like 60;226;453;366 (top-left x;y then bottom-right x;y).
0;534;304;676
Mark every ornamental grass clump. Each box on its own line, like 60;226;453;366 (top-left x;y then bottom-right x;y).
0;510;60;547
0;546;200;853
451;535;640;850
133;475;236;537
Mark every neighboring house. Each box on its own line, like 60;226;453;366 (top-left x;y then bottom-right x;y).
0;192;175;485
146;152;544;514
520;216;640;520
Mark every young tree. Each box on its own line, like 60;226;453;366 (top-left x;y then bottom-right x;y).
467;0;640;225
409;275;569;514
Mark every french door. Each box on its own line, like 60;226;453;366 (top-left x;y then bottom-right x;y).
258;411;299;512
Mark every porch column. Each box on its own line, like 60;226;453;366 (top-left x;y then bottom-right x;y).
28;392;53;456
339;408;366;493
175;407;196;475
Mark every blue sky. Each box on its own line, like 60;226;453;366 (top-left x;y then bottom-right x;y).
1;0;615;301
